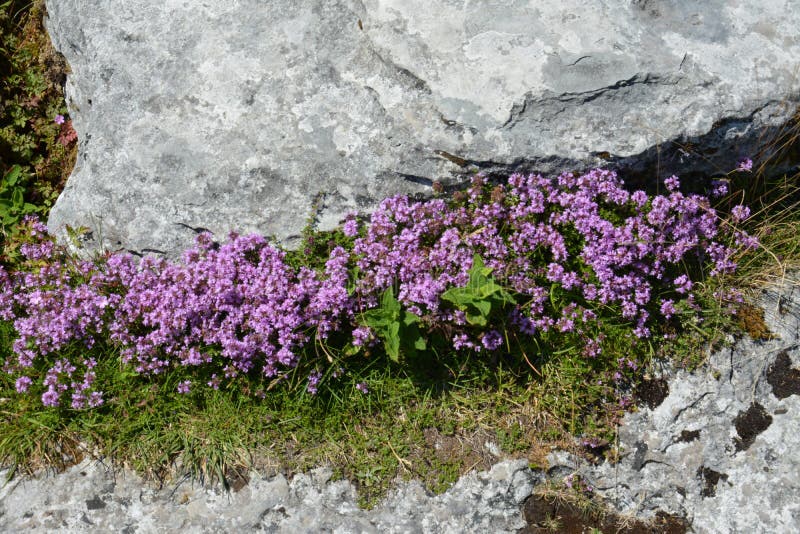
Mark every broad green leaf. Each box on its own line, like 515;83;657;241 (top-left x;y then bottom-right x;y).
360;287;430;362
11;187;23;209
385;321;400;362
380;287;400;314
402;311;420;326
3;165;21;187
443;253;515;326
473;299;492;317
465;310;487;327
402;316;426;358
440;287;460;304
362;308;392;329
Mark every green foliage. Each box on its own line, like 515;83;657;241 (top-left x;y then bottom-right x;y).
358;287;427;362
441;254;515;327
0;0;76;257
0;164;43;225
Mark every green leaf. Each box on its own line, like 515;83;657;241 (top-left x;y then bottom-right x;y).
362;308;392;329
473;299;492;317
402;310;420;326
380;287;400;314
465;310;488;327
441;253;517;327
385;321;400;362
441;287;470;307
11;187;23;209
359;287;431;362
3;165;21;187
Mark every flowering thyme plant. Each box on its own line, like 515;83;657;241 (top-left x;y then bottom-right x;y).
0;169;756;408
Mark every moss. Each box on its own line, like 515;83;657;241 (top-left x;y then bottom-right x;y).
735;302;775;341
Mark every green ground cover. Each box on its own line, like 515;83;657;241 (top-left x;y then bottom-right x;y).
1;1;798;514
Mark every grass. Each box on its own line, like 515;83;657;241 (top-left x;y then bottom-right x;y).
1;0;800;512
0;323;592;507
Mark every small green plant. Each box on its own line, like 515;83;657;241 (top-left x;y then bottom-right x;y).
0;164;42;225
441;254;516;327
358;287;427;362
541;515;562;532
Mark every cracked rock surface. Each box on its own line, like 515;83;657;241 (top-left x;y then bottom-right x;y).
0;459;540;533
549;272;800;533
44;0;800;257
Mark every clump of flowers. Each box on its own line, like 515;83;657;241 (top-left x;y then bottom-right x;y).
0;169;756;407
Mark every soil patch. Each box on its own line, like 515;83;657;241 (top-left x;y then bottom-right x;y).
636;377;669;409
698;466;728;498
676;429;700;443
766;350;800;400
520;493;689;533
733;402;773;452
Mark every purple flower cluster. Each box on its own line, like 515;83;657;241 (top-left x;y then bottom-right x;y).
348;170;750;345
0;170;756;407
106;232;352;379
3;220;354;407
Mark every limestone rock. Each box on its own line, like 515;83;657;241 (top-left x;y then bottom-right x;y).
0;460;538;533
552;272;800;533
45;0;800;257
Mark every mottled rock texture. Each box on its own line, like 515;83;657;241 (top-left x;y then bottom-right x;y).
0;459;538;533
45;0;800;257
550;272;800;533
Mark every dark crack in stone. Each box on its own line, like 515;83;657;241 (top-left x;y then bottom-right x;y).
636;377;670;409
698;466;728;498
631;441;649;471
677;429;700;443
226;467;250;493
733;402;773;452
766;350;800;400
85;496;106;510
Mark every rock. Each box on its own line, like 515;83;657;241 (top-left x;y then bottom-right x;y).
0;459;538;533
555;272;800;533
44;0;800;258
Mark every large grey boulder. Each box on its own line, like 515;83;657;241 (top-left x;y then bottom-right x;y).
45;0;799;257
